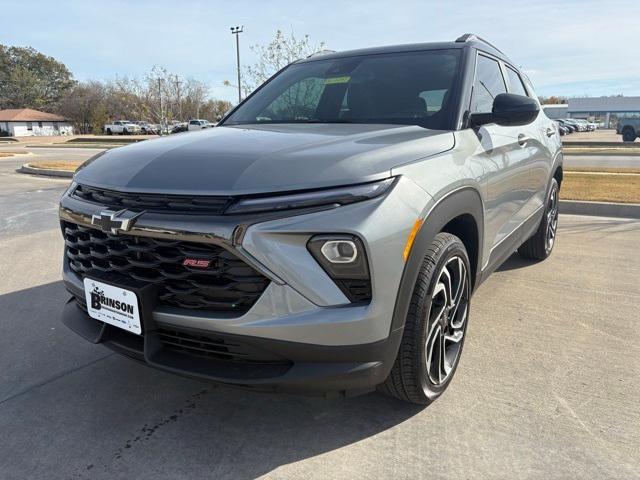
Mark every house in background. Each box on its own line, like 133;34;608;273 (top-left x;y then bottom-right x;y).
0;108;74;137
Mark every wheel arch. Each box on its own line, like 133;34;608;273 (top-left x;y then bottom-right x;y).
389;187;484;334
553;163;563;187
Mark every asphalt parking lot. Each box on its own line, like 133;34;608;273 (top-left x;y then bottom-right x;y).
1;159;639;479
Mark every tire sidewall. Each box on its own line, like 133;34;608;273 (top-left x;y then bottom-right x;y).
416;237;471;401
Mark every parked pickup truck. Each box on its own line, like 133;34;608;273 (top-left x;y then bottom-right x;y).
616;117;640;142
104;120;141;135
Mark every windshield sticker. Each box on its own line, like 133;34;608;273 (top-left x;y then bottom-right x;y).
324;76;351;85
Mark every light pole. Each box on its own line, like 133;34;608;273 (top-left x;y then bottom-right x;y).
230;26;243;104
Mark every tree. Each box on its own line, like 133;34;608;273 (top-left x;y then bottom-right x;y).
225;30;326;99
538;95;568;105
58;81;107;134
0;45;76;111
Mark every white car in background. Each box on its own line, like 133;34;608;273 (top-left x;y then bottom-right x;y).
134;121;159;134
187;119;212;131
104;120;141;135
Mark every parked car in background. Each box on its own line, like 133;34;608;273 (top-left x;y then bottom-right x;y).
554;121;568;135
187;119;212;131
561;119;580;132
104;120;141;135
134;121;159;134
170;122;188;134
573;119;594;132
557;119;575;133
616;117;640;142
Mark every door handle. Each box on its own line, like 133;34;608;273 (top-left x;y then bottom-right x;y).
517;134;529;146
546;127;556;137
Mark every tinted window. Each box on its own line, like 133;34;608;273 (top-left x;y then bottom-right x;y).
470;55;507;113
505;66;528;97
225;50;461;130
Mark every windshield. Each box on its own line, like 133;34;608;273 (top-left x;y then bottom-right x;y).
224;49;461;130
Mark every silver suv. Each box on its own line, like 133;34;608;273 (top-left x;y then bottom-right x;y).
59;34;562;405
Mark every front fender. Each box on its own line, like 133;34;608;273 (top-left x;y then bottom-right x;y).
389;187;484;333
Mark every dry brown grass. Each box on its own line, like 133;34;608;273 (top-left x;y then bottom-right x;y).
29;161;82;172
0;151;29;157
561;171;640;203
566;167;640;174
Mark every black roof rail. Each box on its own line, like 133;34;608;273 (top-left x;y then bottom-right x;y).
455;33;504;54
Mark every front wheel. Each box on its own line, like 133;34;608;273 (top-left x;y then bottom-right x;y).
518;178;559;260
380;233;471;405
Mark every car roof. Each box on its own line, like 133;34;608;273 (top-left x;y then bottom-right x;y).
296;35;512;66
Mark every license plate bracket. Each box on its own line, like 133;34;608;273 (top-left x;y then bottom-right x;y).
82;274;159;337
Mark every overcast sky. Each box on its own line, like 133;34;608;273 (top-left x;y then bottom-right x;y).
3;0;639;102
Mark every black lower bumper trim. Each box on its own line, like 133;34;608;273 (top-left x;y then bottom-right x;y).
61;298;402;396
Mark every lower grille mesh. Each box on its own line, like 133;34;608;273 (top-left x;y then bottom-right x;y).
157;327;289;364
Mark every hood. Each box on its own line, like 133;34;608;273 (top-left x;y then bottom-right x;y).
75;124;454;195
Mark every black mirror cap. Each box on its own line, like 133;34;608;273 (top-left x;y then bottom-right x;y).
492;93;539;126
470;93;539;127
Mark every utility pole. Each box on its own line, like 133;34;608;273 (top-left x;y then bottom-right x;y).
173;75;183;121
230;26;244;104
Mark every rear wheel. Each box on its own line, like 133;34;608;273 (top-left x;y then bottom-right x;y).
380;233;471;405
106;128;112;135
622;128;636;142
518;178;559;260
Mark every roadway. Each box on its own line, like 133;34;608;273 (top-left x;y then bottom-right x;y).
0;156;638;479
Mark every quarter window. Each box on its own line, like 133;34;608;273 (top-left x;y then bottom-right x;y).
470;55;507;114
505;66;528;97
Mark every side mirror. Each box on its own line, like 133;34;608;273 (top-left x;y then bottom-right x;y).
470;93;539;127
216;115;222;121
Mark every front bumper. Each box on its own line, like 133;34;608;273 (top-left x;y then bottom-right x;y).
62;297;402;396
59;176;431;393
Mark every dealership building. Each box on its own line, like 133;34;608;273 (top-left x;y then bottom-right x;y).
542;96;640;128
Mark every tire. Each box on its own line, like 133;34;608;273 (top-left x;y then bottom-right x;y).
106;128;112;135
380;232;471;405
622;129;635;142
518;178;559;261
122;128;128;135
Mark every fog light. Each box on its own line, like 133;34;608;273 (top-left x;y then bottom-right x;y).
321;240;358;263
307;235;371;303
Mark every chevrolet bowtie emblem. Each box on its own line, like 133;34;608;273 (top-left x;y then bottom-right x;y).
91;209;142;234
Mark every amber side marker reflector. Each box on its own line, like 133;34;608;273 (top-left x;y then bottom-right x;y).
403;219;424;262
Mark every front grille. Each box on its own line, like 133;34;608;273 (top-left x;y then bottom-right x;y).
157;327;289;364
63;222;270;313
72;184;232;214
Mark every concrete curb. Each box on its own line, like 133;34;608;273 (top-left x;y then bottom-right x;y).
18;163;74;178
560;200;640;219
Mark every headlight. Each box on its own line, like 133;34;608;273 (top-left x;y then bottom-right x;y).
226;177;396;215
62;180;78;198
